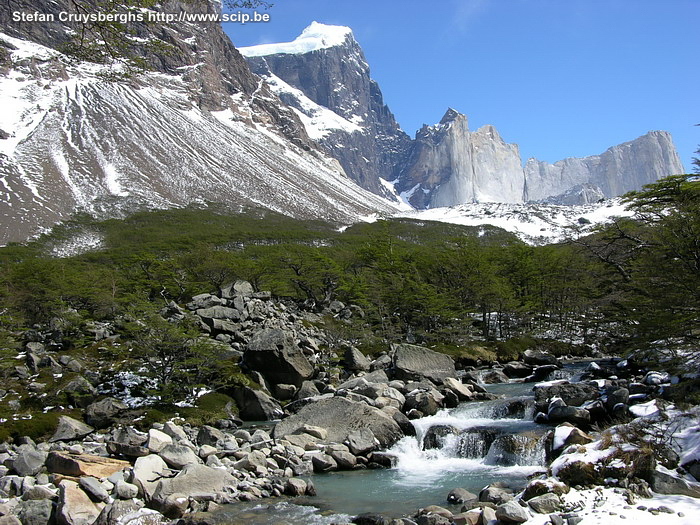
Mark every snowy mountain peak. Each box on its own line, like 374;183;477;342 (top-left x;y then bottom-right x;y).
239;22;354;57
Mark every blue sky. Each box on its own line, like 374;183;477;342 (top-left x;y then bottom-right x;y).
224;0;698;170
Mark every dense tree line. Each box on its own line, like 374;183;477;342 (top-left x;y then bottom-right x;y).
0;176;698;374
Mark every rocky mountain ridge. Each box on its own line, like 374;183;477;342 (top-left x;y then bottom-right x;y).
0;2;399;244
243;23;685;208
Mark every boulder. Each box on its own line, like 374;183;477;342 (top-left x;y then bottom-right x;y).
442;378;473;401
495;500;530;523
404;390;441;416
311;453;337;473
56;480;102;525
481;369;510;384
78;477;110;503
502;361;533;379
651;466;700;498
479;483;513;505
17;499;54;525
521;478;569;501
391;344;457;383
547;406;591;427
151;464;236;510
146;429;173;453
85;398;128;428
233;386;284;421
284;478;307;496
345;347;371;372
158;444;201;469
221;280;254;298
273;396;403;449
11;446;47;477
527;493;561;513
46;452;129;479
523;349;561;367
49;416;94;443
132;454;169;501
243;328;314;387
533;383;599;413
346;428;378;456
447;488;477;504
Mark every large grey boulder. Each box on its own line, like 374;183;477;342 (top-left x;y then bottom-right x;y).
85;398;128;428
495;500;530;523
158;444;201;469
151;464;236;511
11;446;47;477
243;328;314;387
17;499;55;525
651;466;700;498
344;347;371;372
233;386;284;421
132;455;168;501
391;344;456;383
49;416;94;443
273;396;403;449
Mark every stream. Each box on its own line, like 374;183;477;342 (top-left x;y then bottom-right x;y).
211;363;586;524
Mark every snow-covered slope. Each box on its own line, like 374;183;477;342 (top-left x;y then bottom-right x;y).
0;32;398;244
399;199;633;245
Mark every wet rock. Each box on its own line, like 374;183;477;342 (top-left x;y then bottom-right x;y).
503;362;533;379
547;406;591;427
311;453;337;472
442;378;473;401
523;349;561;367
346;427;379;456
352;513;394;525
404;390;442;417
534;383;598;413
481;369;510;384
391;344;457;383
49;416;94;443
329;449;357;469
525;365;561;383
284;478;307;496
479;483;513;505
447;488;478;504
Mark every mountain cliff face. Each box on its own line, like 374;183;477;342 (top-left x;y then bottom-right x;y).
523;130;685;202
244;24;684;209
395;109;525;208
240;22;412;196
0;2;398;244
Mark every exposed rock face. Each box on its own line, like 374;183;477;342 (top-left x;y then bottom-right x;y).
524;130;685;202
272;396;404;448
391;343;457;383
396;110;525;208
241;22;412;196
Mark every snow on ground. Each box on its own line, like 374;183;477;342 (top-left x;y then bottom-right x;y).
397;199;633;244
527;487;700;525
238;22;352;57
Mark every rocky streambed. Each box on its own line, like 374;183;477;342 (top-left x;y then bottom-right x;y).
1;281;700;524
